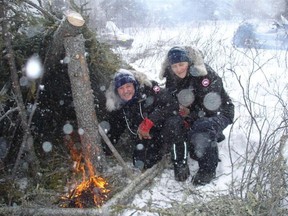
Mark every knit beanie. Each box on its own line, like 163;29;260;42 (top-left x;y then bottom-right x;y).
114;69;137;90
167;47;190;65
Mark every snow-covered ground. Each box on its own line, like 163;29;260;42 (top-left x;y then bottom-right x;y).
110;21;288;215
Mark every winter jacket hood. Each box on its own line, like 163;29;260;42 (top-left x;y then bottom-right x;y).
159;46;207;80
105;69;153;111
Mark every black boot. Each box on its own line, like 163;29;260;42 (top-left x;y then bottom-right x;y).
192;169;216;186
174;161;190;182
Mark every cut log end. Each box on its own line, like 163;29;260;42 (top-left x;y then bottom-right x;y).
66;11;85;27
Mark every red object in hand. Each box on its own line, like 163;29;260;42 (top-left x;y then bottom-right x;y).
137;118;154;140
179;105;190;117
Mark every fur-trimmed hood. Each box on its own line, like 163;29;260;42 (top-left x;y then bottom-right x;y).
159;46;207;80
105;69;153;111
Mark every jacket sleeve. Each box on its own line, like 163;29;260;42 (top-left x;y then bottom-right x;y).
209;69;235;124
189;66;235;125
219;88;235;124
146;84;179;126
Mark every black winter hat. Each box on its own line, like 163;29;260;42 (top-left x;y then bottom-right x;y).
114;69;137;90
167;47;190;65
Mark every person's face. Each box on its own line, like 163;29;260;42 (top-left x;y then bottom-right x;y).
171;62;189;78
117;83;135;101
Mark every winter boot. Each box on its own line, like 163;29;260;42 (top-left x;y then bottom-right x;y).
145;141;162;169
172;142;190;181
192;169;216;186
174;161;190;182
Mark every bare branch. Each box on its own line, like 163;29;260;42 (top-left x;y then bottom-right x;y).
0;107;20;122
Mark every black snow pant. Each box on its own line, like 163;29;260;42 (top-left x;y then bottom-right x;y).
160;115;189;165
132;136;163;170
133;115;188;170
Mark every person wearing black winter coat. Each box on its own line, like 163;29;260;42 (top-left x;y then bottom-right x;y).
101;69;184;175
160;46;235;185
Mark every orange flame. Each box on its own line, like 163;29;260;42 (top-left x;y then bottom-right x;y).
61;132;110;208
69;176;110;208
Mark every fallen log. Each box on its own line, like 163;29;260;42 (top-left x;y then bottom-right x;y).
0;206;103;216
103;156;167;208
0;157;167;216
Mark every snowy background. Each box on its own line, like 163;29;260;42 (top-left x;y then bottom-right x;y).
107;21;288;215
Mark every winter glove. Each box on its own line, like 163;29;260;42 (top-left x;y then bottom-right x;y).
190;115;230;141
137;117;154;140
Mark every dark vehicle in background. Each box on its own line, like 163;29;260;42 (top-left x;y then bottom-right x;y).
97;21;134;48
233;17;288;50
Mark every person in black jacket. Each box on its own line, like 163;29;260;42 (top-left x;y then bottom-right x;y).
160;46;235;185
101;69;188;180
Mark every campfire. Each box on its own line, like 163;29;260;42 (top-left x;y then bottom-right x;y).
60;175;110;208
60;132;110;208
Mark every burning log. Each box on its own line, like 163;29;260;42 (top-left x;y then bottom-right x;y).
61;130;111;208
60;176;110;208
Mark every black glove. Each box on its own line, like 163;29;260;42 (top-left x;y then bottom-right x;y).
191;115;230;139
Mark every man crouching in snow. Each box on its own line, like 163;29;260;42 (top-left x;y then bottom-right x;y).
160;46;235;185
100;69;191;181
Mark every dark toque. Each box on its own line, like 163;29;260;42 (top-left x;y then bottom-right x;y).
167;47;190;65
114;69;137;90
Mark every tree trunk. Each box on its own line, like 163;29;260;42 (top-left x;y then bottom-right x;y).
64;34;107;176
36;11;87;145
